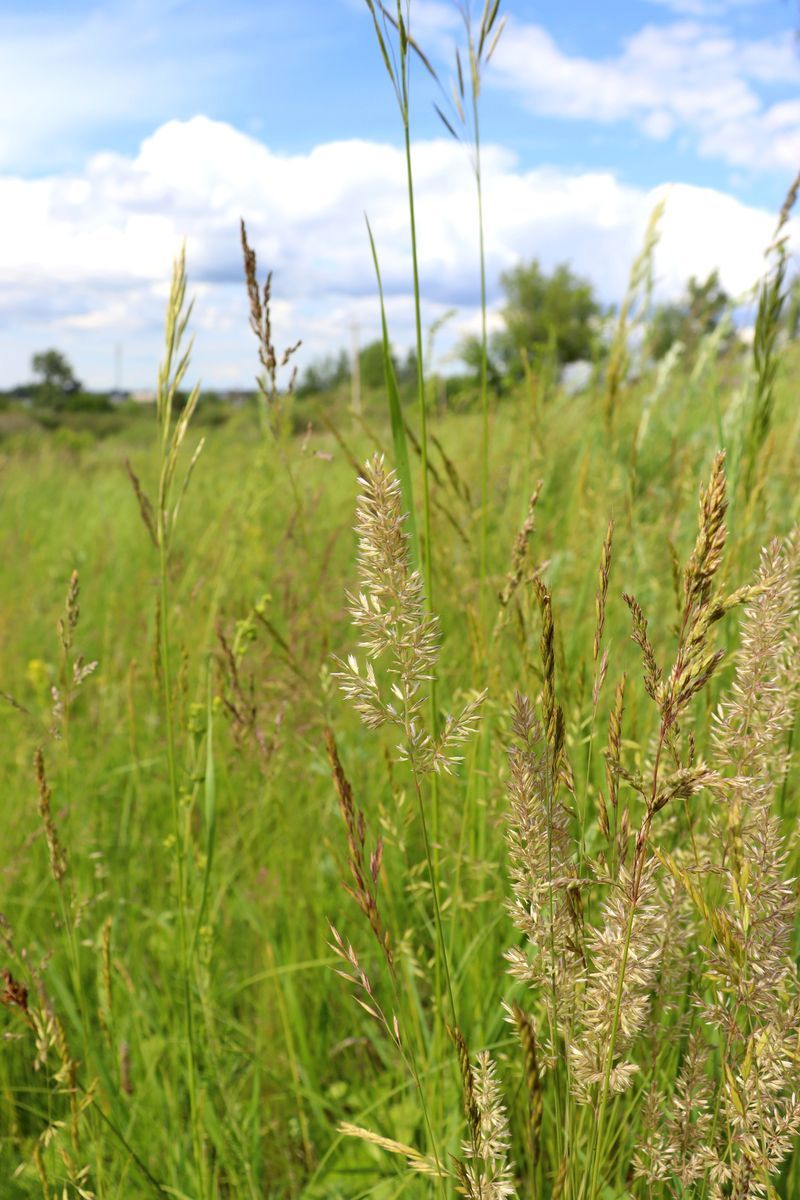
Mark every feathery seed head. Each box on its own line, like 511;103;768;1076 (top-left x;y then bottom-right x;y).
336;454;484;774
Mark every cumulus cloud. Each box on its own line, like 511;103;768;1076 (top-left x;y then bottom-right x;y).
0;117;788;387
488;16;800;172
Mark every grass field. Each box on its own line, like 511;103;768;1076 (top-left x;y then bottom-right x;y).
3;5;800;1192
1;294;799;1198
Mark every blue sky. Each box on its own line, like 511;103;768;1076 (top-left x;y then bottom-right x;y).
1;0;798;387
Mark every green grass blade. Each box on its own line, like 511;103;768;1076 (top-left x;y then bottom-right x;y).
365;213;420;566
192;666;216;953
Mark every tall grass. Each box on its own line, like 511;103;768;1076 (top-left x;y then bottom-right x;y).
1;4;800;1198
431;0;506;637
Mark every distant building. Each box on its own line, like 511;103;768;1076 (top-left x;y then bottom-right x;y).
561;360;593;395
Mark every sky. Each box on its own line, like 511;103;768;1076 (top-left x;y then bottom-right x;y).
1;0;799;389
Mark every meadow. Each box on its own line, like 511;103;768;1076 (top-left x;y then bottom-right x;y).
3;6;800;1199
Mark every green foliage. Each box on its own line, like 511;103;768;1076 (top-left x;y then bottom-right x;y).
297;350;350;397
31;348;81;408
648;269;730;360
493;258;602;375
457;333;503;393
359;337;389;391
645;301;686;361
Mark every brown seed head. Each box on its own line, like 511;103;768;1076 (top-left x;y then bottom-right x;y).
1;969;28;1014
594;518;614;662
35;749;66;885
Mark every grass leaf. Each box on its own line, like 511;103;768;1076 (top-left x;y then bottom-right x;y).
365;213;420;568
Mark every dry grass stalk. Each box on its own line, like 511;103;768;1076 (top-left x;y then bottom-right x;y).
508;1002;543;1169
119;1040;133;1096
58;570;80;658
98;916;113;1047
639;531;800;1196
570;859;665;1101
2;955;98;1197
598;674;626;863
505;692;580;1065
51;570;97;732
124;458;157;546
591;519;614;711
35;748;66;885
634;1032;714;1189
326;918;448;1181
532;575;565;777
338;1122;444;1179
704;535;800;1195
328;923;400;1052
574;453;766;1198
593;519;613;664
623;593;662;703
451;1023;482;1152
330;432;800;1199
460;1051;516;1200
240;219;301;407
215;620;273;763
451;1034;516;1200
497;482;543;614
325;728;392;970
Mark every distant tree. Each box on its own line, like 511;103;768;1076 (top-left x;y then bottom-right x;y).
394;348;418;389
493;259;602;375
457;334;503;392
685;270;729;352
297;350;349;397
646;304;687;362
359;340;390;391
297;342;418;401
647;270;730;360
31;349;81;408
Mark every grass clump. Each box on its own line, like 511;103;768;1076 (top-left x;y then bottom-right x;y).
328;445;800;1198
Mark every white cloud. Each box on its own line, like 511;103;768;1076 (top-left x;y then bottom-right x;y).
0;117;788;387
488;17;800;172
404;0;461;40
